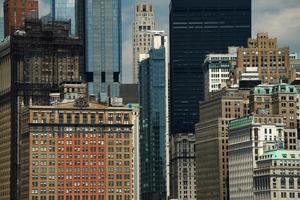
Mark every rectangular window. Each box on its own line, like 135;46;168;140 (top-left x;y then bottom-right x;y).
101;72;106;83
67;113;71;124
83;113;87;124
59;113;64;124
50;112;55;123
75;113;79;124
113;72;119;82
91;113;95;124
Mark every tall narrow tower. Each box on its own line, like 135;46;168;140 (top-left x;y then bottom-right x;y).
132;0;155;83
4;0;39;36
85;0;122;101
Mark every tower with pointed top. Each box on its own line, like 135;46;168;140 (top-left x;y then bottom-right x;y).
132;1;155;83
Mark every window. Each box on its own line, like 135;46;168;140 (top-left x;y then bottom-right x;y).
59;113;64;124
99;113;104;123
289;178;294;189
50;112;55;123
281;177;286;188
83;113;87;124
101;72;106;83
113;72;119;82
91;113;95;124
67;113;71;124
75;113;79;124
254;128;259;140
290;192;295;198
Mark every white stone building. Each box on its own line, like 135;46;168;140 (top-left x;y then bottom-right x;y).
228;115;285;200
254;150;300;200
170;133;196;200
203;47;237;99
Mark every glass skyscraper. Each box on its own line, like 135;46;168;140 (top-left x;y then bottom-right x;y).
85;0;122;101
139;33;169;200
169;0;251;134
51;0;76;35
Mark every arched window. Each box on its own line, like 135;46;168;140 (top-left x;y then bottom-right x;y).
289;178;294;189
272;178;277;189
281;177;286;189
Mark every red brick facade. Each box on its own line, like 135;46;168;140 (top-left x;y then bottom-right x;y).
4;0;38;36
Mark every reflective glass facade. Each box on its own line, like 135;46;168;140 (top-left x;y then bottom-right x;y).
85;0;122;101
139;46;167;200
169;0;251;134
51;0;76;35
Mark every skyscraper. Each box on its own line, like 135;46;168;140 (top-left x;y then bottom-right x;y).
132;1;155;83
196;89;249;200
169;0;251;134
4;0;38;36
0;19;82;199
85;0;122;101
19;97;135;200
51;0;76;35
139;32;169;200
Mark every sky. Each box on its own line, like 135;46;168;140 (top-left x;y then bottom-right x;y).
1;0;300;83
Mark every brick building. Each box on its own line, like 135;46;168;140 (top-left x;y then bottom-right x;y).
4;0;38;36
20;98;134;200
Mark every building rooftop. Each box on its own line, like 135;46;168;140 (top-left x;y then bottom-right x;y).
250;83;297;95
229;114;284;130
228;115;253;129
258;149;300;161
29;98;131;111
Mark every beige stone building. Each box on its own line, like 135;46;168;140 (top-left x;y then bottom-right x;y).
228;115;285;200
235;33;295;84
195;89;249;200
132;1;155;83
254;150;300;200
249;83;298;149
170;133;196;200
20;98;135;200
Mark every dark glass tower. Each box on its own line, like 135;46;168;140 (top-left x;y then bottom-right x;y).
139;33;168;200
169;0;251;134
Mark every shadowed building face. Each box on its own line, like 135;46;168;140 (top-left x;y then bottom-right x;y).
169;0;251;134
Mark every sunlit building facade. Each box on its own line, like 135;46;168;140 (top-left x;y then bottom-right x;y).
20;99;134;200
132;1;155;83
